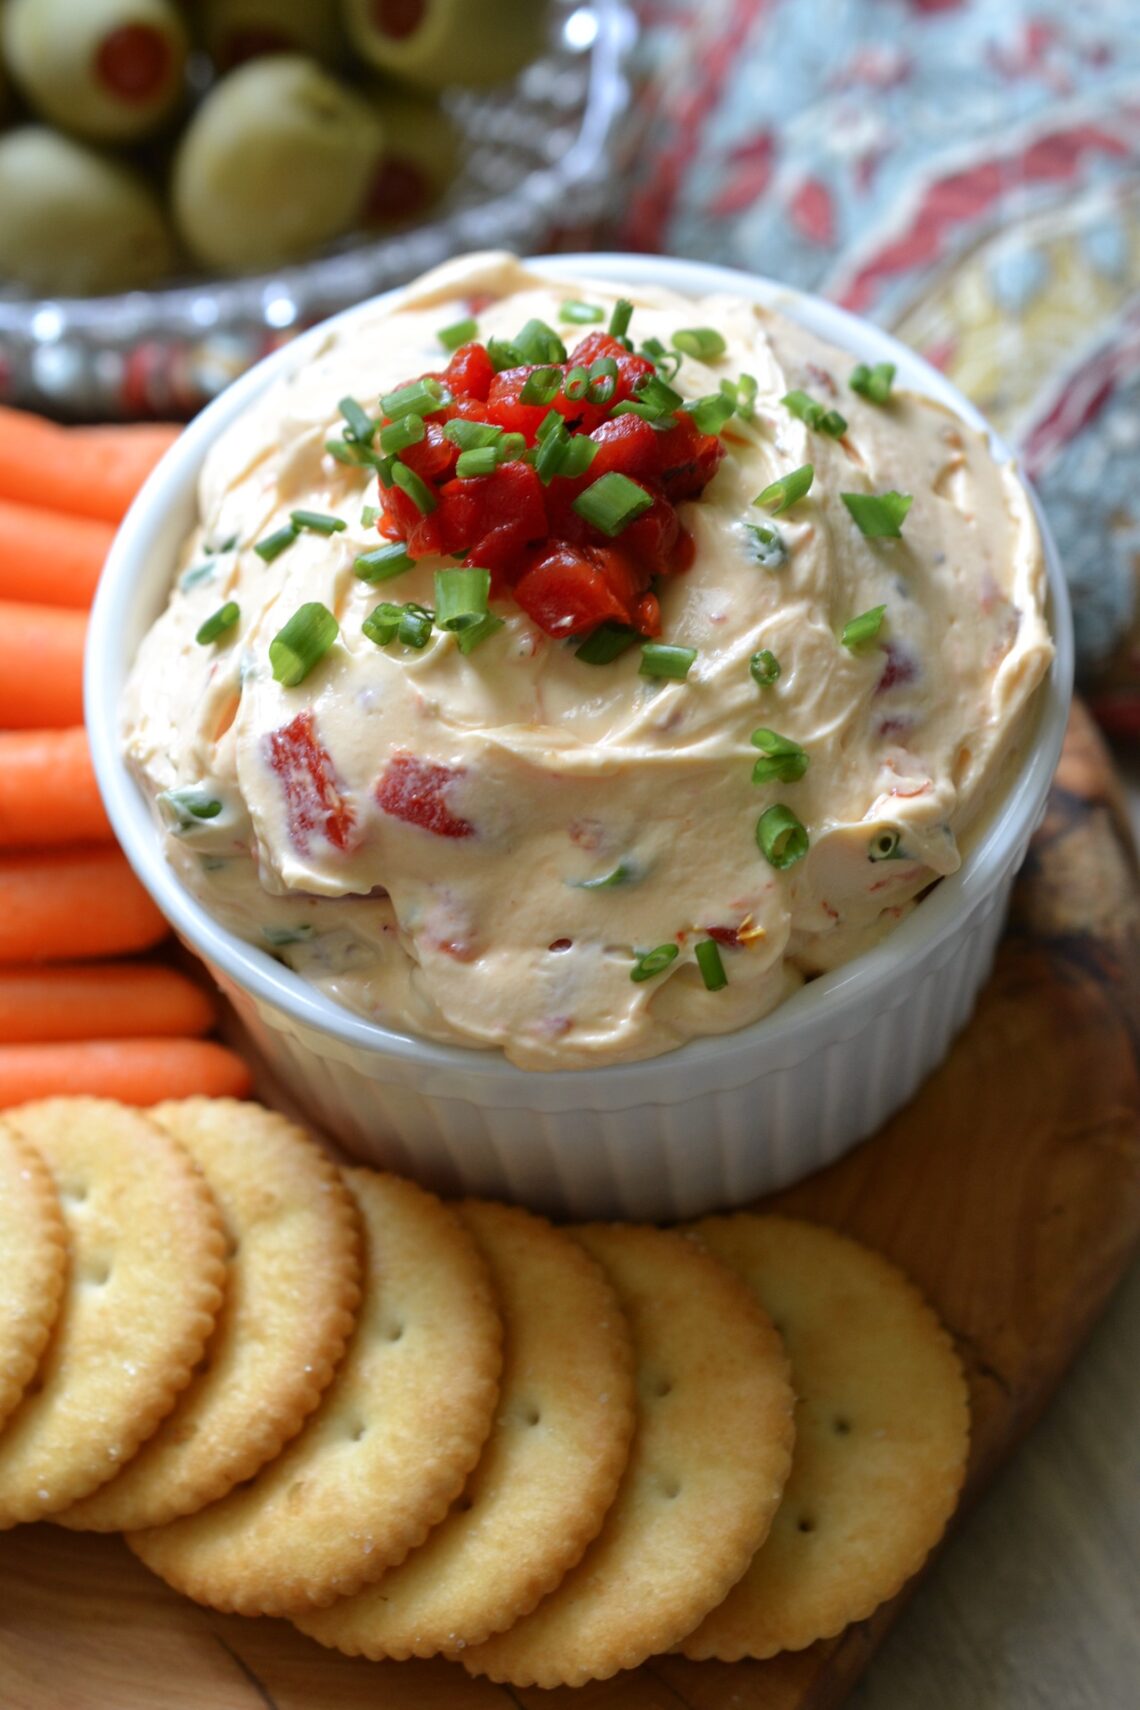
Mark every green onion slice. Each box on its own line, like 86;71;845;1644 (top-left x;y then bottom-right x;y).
574;862;633;890
586;356;619;406
434;567;491;632
290;508;347;536
723;372;758;420
841;604;887;650
639;641;697;681
195;601;240;645
381;377;445;420
269;602;338;686
253;523;299;563
754;464;814;515
455;612;504;655
378;414;425;456
326;437;384;470
158;785;223;827
362;601;434;650
869;828;903;862
338;396;376;444
499;432;527;462
562;364;591;403
750;649;781;688
695;939;728;991
437;316;477;351
575;622;638;665
487;335;524;372
444;418;502;452
629;372;684;419
391;461;437;515
751;728;809;784
640;336;682;381
841;490;913;537
850;361;896;404
573;471;653;537
756;804;810;870
180;560;216;591
354;541;416;583
560;300;605;324
782;389;847;437
744;522;788;570
672;327;727;360
688;392;735;436
514;318;567;365
608;298;634;339
520;365;564;406
360;504;380;528
630;943;679;983
456;447;499;479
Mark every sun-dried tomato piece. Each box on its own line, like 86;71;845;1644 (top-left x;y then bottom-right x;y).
265;711;356;855
513;542;644;638
376;754;474;838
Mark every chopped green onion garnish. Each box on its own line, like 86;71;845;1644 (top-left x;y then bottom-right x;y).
254;523;299;563
434;567;491;632
586;356;619;406
639;642;697;681
630;943;679;983
338;396;376;444
756;804;809;870
381;377;445;420
754;464;814;515
744;522;788;570
360;504;380;528
723;372;758;420
180;560;216;591
520;365;564;406
269;602;338;686
573;471;653;537
455;612;505;655
444;418;503;452
437;316;477;351
392;461;437;515
672;327;727;360
559;435;598;478
782;390;847;437
841;490;913;537
207;533;239;554
326;437;384;470
750;649;781;688
869;829;903;862
362;601;434;650
640;336;682;380
574;862;633;889
195;601;240;645
751;728;809;784
608;298;634;339
562;364;591;403
290;508;347;536
158;785;223;827
560;299;605;324
695;939;728;991
688;392;735;436
514;318;567;365
634;373;684;418
575;622;638;665
534;420;598;485
354;541;416;583
841;605;887;649
499;432;527;462
487;335;523;372
850;361;896;404
535;410;561;443
456;447;500;479
379;414;425;456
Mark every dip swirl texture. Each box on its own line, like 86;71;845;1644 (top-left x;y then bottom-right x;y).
122;255;1053;1068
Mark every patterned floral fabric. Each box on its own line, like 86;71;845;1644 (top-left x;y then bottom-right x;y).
619;0;1140;728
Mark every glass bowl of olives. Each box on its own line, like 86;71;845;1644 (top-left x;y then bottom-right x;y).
0;0;635;418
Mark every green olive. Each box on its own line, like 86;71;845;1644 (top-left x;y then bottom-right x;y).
359;90;460;225
342;0;550;91
2;0;188;143
172;55;384;274
202;0;346;73
0;128;176;295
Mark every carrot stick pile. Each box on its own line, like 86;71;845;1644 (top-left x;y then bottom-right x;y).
0;408;252;1106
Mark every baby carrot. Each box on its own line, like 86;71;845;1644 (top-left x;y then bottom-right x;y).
0;408;180;525
0;963;216;1043
0;847;168;962
0;496;115;608
0;1037;252;1107
0;728;112;847
0;601;86;729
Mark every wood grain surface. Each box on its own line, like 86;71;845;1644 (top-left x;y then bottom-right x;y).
1;701;1138;1710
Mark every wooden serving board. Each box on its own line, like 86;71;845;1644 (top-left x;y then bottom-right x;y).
2;701;1138;1710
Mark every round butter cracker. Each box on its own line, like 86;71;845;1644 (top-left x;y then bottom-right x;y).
0;1121;67;1434
0;1098;226;1527
681;1214;970;1660
462;1222;795;1689
296;1199;636;1659
128;1168;502;1616
57;1099;362;1532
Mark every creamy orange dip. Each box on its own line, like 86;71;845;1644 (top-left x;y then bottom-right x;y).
122;254;1052;1067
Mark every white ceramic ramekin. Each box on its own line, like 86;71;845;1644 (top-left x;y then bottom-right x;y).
86;254;1074;1221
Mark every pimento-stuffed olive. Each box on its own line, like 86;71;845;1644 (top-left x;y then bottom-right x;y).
361;91;460;226
2;0;188;143
341;0;550;91
202;0;346;73
0;127;176;294
171;55;383;274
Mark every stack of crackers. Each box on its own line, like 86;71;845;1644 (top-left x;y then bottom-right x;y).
0;1096;970;1687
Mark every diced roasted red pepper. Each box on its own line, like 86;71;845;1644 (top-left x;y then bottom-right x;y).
443;340;495;402
512;542;645;638
654;412;725;502
435;460;547;581
398;419;457;484
378;483;442;556
376;754;474;838
483;367;559;443
265;711;356;856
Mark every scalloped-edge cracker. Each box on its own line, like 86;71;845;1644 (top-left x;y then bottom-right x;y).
681;1214;970;1660
462;1222;795;1689
0;1098;226;1527
57;1099;363;1532
128;1168;502;1616
296;1198;636;1660
0;1122;67;1433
